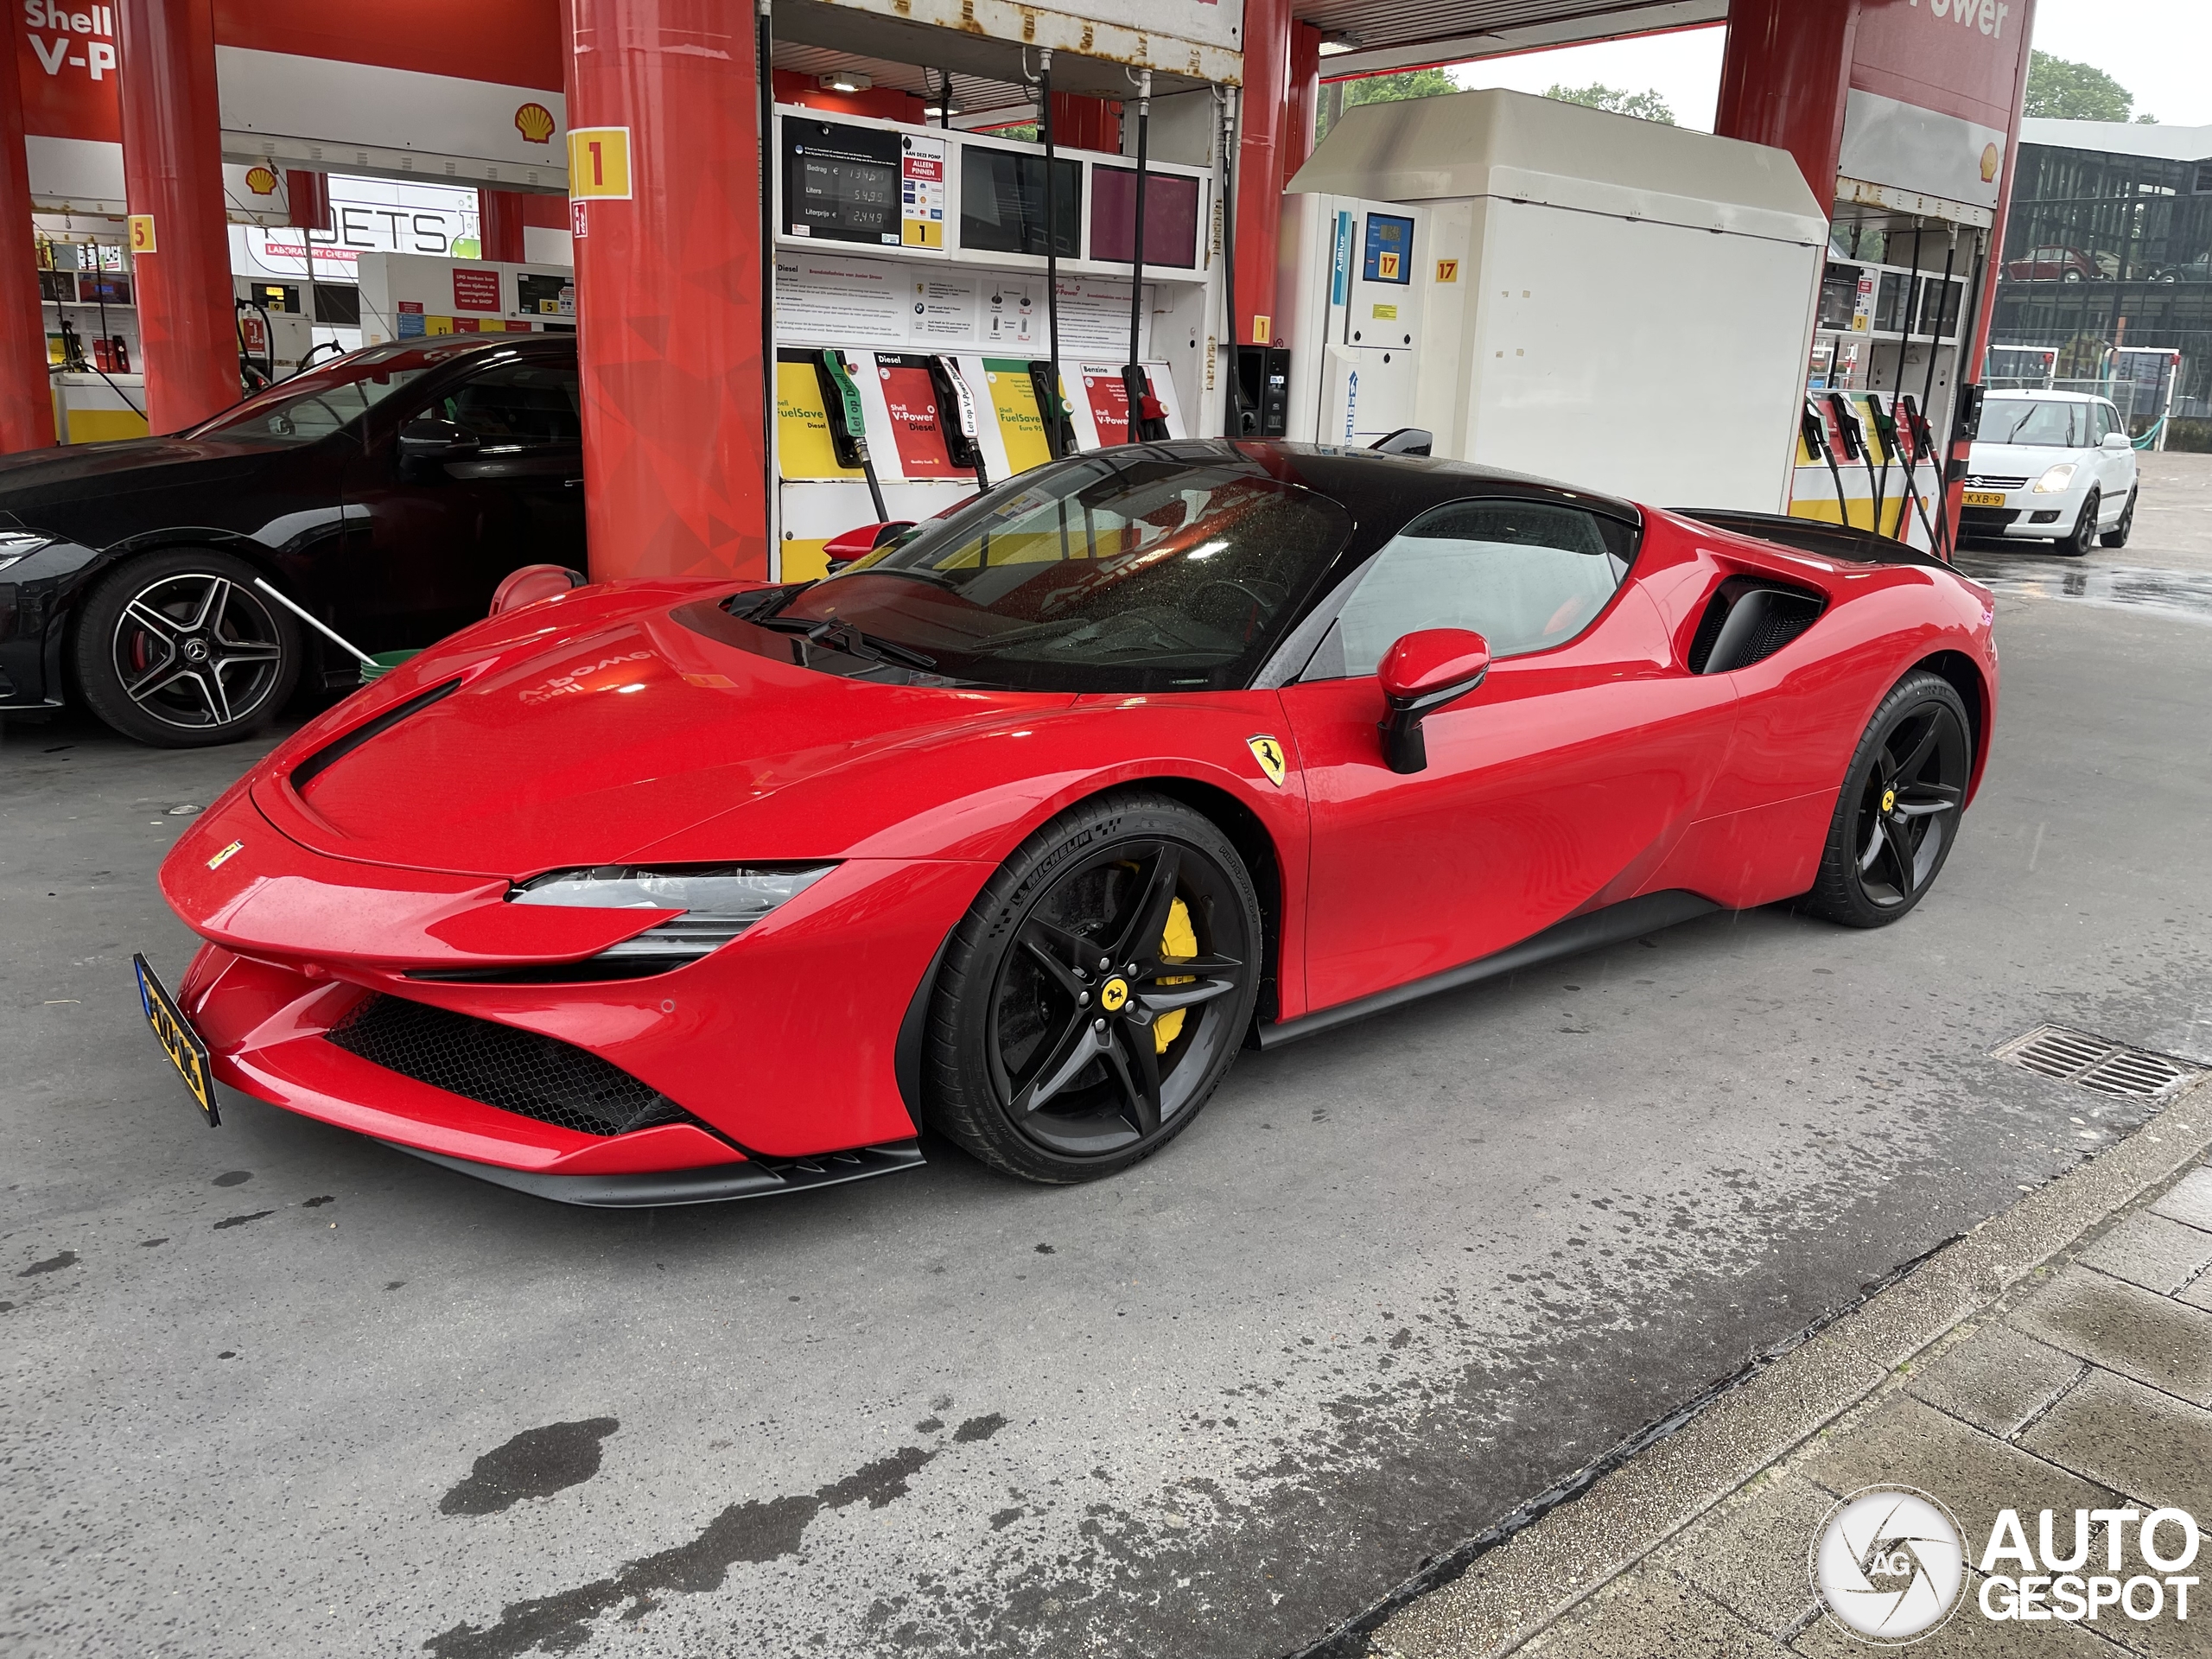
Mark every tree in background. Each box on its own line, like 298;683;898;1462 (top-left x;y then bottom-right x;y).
1316;67;1458;143
1541;83;1676;125
2024;50;2145;123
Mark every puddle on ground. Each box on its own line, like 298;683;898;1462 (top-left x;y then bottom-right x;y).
1955;555;2212;626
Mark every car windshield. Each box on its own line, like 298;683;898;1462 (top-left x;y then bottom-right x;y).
763;449;1352;692
185;340;498;445
1979;397;2084;448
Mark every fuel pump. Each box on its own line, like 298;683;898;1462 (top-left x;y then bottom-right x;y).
929;356;989;490
817;348;889;521
1871;392;1937;550
1865;391;1899;537
1897;394;1945;558
1802;401;1850;526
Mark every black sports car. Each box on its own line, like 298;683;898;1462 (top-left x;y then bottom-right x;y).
0;334;584;746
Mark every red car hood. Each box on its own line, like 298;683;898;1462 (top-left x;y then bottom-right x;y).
249;590;1066;879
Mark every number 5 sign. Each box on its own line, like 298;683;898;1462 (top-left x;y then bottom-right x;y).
567;127;632;200
128;214;156;253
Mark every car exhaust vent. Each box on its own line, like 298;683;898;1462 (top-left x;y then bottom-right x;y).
1687;577;1826;675
1991;1024;2206;1099
290;678;461;793
327;994;703;1137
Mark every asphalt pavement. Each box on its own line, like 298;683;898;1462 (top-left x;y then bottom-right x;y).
5;457;2211;1659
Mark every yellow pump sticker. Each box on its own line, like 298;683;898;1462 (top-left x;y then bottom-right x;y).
775;362;865;481
1371;304;1398;321
1247;734;1287;786
982;359;1056;475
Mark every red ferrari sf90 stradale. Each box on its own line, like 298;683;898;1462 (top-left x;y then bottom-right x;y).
147;441;1997;1204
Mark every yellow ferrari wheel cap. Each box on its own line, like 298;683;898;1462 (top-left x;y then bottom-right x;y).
1247;734;1287;786
1099;977;1129;1013
1880;788;1896;814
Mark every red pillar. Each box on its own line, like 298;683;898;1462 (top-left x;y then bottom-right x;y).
480;188;528;263
1714;0;1857;207
568;0;768;582
1281;23;1320;188
1235;0;1293;346
284;169;330;232
1;42;56;451
1049;93;1119;155
118;0;238;433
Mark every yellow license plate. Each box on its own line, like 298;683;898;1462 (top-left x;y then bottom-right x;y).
134;954;218;1126
1961;490;2006;508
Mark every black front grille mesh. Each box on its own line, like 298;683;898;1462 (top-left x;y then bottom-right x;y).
327;995;698;1139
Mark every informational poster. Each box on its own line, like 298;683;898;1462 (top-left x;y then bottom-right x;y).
1050;276;1150;358
874;354;963;479
451;267;501;312
982;359;1055;474
775;254;908;346
911;274;981;344
901;135;947;250
982;283;1039;350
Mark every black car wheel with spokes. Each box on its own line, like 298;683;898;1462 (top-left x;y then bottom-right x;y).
73;549;300;747
925;791;1262;1182
1803;671;1973;928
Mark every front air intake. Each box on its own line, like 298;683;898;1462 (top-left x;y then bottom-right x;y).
327;995;703;1138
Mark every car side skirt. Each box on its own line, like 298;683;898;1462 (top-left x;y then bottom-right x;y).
1257;890;1719;1050
379;1136;927;1208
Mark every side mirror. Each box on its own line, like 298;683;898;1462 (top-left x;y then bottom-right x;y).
1376;627;1490;774
2101;430;2131;451
397;417;479;477
822;519;915;575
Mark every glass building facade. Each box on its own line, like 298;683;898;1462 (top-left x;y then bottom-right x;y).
1993;127;2212;429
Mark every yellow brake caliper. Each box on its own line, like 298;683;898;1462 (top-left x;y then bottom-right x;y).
1154;897;1197;1053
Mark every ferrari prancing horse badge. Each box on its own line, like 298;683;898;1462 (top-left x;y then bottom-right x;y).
1247;734;1287;786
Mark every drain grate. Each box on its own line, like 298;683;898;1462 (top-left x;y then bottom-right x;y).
1992;1025;2206;1099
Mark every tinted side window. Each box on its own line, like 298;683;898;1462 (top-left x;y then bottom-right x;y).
1307;499;1634;679
431;359;582;442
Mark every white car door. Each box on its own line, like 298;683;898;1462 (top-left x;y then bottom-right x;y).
2097;401;2136;521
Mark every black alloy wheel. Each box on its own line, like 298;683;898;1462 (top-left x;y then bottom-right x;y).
1803;671;1973;928
925;792;1262;1182
2100;487;2136;549
73;549;300;747
2057;488;2100;557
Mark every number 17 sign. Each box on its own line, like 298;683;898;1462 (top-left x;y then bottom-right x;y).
568;127;632;200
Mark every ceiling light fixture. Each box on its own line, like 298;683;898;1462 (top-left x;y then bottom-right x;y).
819;71;873;93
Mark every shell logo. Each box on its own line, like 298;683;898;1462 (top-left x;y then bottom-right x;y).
515;103;556;145
1980;142;2001;183
244;165;278;196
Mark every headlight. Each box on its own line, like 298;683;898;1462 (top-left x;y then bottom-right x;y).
2031;463;2077;493
510;864;835;962
0;531;52;573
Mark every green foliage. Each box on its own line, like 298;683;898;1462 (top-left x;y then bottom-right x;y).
1541;82;1677;125
2024;50;2134;122
1317;67;1459;142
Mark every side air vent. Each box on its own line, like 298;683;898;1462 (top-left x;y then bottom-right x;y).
1687;577;1826;675
290;678;461;791
327;994;708;1139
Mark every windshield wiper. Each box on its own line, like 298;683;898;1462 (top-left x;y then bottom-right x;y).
747;613;938;671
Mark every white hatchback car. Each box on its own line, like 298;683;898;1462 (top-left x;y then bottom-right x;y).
1961;389;2138;555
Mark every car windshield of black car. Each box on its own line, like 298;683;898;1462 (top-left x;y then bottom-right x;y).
772;452;1352;693
187;340;499;447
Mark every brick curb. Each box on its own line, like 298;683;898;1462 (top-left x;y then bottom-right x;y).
1368;1088;2212;1659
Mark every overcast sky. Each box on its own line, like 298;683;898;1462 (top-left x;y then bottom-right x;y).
1441;0;2212;134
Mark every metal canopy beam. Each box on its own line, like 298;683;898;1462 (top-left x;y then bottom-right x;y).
1301;0;1724;80
775;0;1235;97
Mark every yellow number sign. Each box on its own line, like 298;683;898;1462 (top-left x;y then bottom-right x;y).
1376;251;1401;280
568;127;632;200
1434;258;1459;283
128;214;156;253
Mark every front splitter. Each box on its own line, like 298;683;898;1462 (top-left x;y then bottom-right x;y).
378;1137;926;1207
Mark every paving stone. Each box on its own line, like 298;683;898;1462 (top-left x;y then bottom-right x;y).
1791;1575;2131;1658
1906;1322;2086;1440
1649;1471;1833;1637
2009;1264;2212;1407
1796;1394;2113;1548
2018;1366;2212;1517
1520;1567;1783;1658
2152;1166;2212;1233
2078;1211;2212;1296
2180;1273;2212;1314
